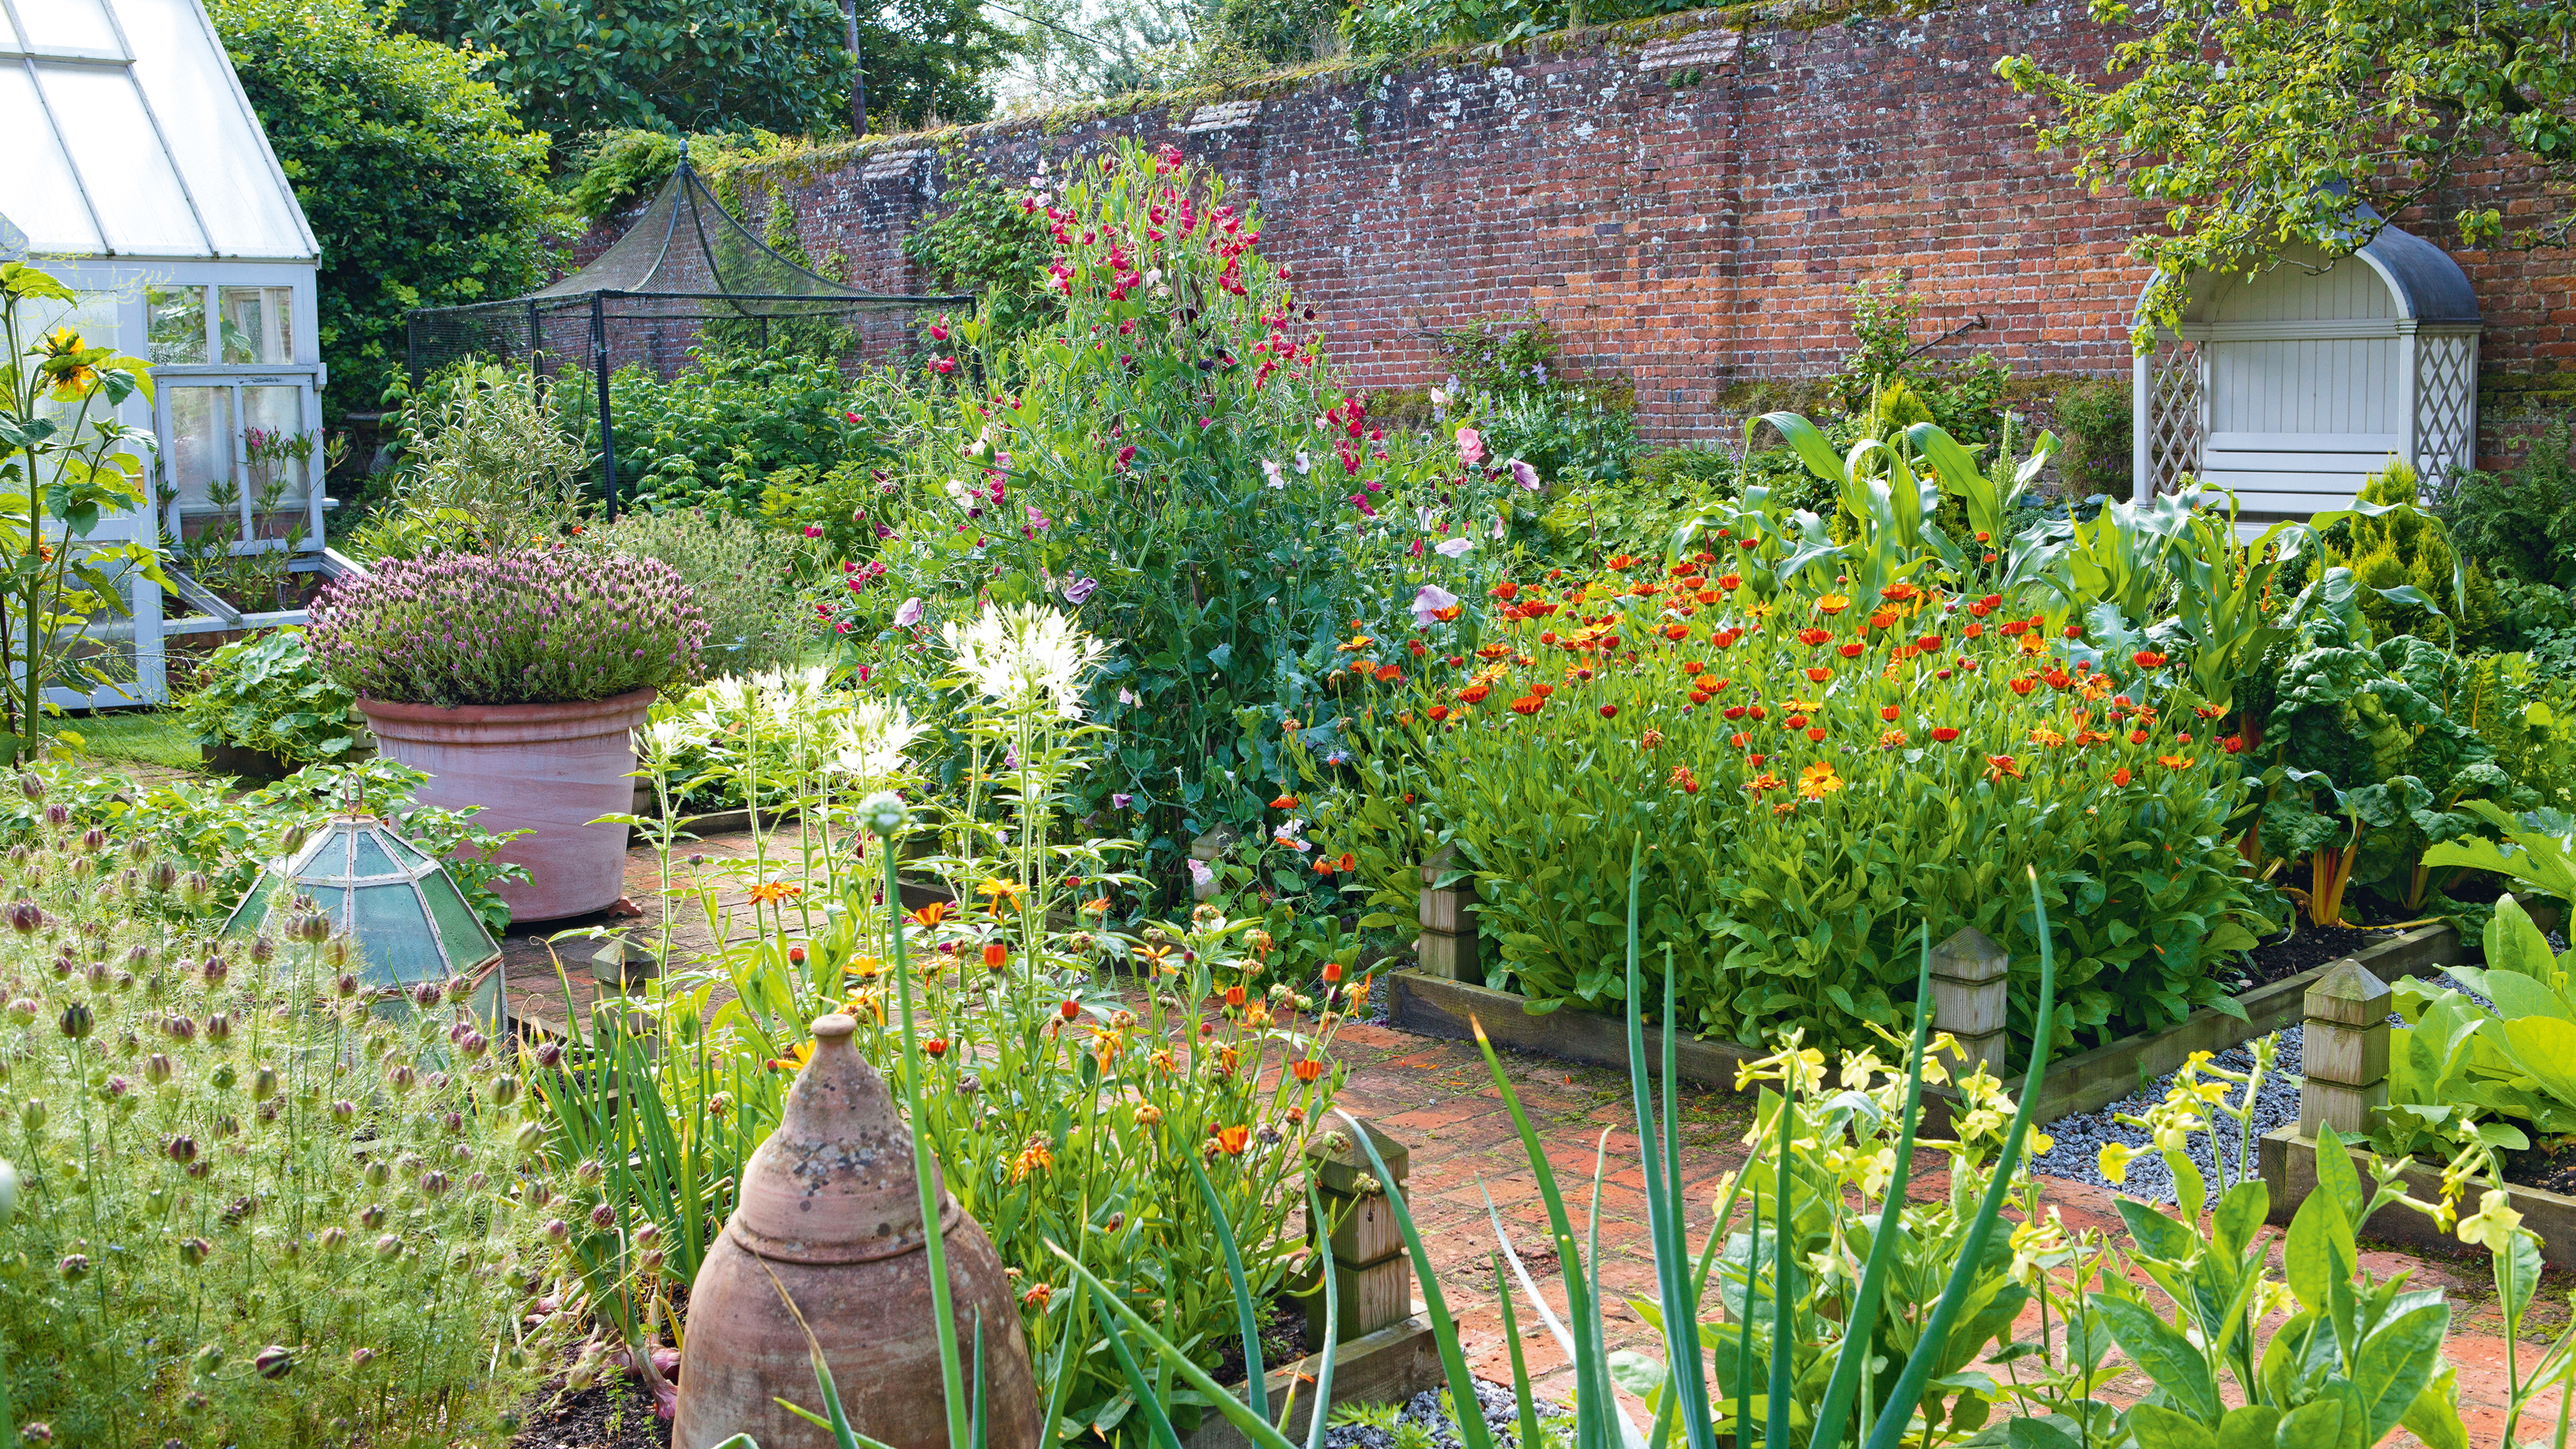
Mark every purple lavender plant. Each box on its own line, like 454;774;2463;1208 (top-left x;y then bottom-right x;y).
304;550;709;706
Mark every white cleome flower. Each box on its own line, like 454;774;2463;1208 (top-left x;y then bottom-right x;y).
942;604;1113;717
828;700;926;787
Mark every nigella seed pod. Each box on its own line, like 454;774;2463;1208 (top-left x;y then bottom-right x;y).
81;962;104;986
165;1134;197;1165
204;1012;231;1044
444;976;469;1003
489;1074;519;1107
574;1158;603;1186
441;1110;463;1134
254;1345;295;1379
249;935;274;964
146;861;176;894
319;1226;347;1252
588;1202;617;1230
144;1053;173;1085
459;1030;487;1060
543;1217;570;1243
11;901;43;935
20;1098;44;1131
360;1202;387;1229
57;1002;90;1039
418;1171;450;1199
535;1040;563;1069
465;1170;487;1193
324;936;350;968
15;772;41;804
7;998;33;1025
58;1253;88;1281
330;1098;356;1123
513;1121;544;1156
104;1075;131;1099
202;957;227;986
386;1063;415;1093
250;1066;277;1102
178;1237;210;1267
639;1248;665;1273
632;1221;659;1247
349;1346;376;1367
334;973;359;999
364;1161;389;1187
164;1015;196;1044
410;982;440;1008
523;1177;552;1208
40;803;66;829
75;828;102;854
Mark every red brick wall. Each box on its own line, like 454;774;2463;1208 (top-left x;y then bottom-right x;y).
595;2;2576;462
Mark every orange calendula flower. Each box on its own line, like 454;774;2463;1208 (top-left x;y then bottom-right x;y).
1292;1057;1325;1082
1509;695;1543;715
2112;767;2133;786
1797;627;1832;647
1931;727;1961;742
848;955;883;980
1798;762;1843;799
1081;897;1110;914
1878;728;1908;749
2017;632;2047;657
1816;594;1851;615
1804;666;1833;684
1270;794;1301;809
1867;609;1899;631
1374;664;1404;682
1985;754;2022;781
910;901;952;927
2009;677;2039;697
745;881;805;905
2158;754;2195;769
2028;726;2066;748
1216;1124;1252;1155
1334;635;1374;652
1747;771;1785;793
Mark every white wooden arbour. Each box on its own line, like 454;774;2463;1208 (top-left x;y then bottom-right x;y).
2131;223;2481;528
0;0;325;709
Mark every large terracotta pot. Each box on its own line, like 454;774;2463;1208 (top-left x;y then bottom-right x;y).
356;688;656;923
674;1013;1041;1449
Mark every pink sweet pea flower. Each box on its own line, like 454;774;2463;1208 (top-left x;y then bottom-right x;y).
1435;537;1474;558
1509;458;1540;491
894;597;925;628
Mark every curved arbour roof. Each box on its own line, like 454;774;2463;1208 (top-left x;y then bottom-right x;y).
0;0;315;261
2134;211;2481;328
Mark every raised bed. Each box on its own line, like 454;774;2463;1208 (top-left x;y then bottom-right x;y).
1178;1311;1442;1449
1391;921;2461;1125
2260;1129;2576;1268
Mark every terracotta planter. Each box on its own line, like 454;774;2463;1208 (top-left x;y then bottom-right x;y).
357;688;656;923
673;1013;1040;1449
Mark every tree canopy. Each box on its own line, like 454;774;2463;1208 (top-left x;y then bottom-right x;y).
390;0;1015;138
2000;0;2576;346
211;0;564;418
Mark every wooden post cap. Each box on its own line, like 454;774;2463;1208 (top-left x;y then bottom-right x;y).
1306;1118;1410;1193
1929;926;2008;984
2303;958;2393;1026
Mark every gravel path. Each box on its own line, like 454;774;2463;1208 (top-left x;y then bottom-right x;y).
2028;971;2501;1206
1323;1379;1568;1449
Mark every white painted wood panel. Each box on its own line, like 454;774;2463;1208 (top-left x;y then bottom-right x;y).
2207;337;2399;436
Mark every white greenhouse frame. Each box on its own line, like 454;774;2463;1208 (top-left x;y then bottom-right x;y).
2131;220;2483;533
0;0;328;709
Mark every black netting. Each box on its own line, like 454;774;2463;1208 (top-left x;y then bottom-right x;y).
404;156;968;512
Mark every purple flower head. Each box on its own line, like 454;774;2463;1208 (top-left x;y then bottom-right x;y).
1063;576;1099;605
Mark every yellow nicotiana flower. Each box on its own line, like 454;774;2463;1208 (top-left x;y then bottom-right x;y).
2097;1142;2138;1185
2456;1189;2525;1252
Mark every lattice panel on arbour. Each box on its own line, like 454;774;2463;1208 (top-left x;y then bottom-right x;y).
2148;340;2205;495
2413;333;2477;494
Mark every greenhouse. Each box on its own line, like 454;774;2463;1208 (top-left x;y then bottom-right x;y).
0;0;324;706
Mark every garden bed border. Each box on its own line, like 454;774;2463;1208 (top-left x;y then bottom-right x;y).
1389;921;2461;1125
2260;1128;2576;1268
1179;1310;1444;1449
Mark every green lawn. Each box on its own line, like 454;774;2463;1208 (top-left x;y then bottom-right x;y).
45;708;201;771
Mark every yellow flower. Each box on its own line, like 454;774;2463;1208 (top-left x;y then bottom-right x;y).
1797;762;1843;799
2096;1142;2137;1185
2027;725;2065;748
1816;593;1851;615
847;955;883;980
976;877;1026;908
2456;1189;2526;1252
745;881;804;906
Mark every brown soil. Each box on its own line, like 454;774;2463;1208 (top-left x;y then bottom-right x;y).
2232;922;2396;990
514;1374;672;1449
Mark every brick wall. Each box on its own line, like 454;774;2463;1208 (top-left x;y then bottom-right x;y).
602;2;2576;465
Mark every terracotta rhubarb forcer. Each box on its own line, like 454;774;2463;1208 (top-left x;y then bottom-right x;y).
673;1014;1040;1449
357;687;655;922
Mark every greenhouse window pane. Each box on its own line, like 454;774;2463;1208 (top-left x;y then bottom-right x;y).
166;386;232;514
113;0;309;257
242;385;306;522
228;871;279;936
381;833;430;869
20;0;116;52
147;284;203;365
350;832;399;879
220;288;292;365
419;871;496;968
37;63;205;256
0;65;101;255
355;882;446;983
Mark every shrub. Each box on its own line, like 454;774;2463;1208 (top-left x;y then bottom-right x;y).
179;627;368;765
306;550;709;706
856;139;1505;881
2049;375;2132;496
2316;462;2510;645
584;349;900;514
904;161;1062;345
0;781;552;1445
1434;316;1639;487
584;509;814;678
211;0;562;419
2438;419;2576;588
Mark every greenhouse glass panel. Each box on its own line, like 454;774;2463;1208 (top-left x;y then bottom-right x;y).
115;0;309;257
38;63;204;256
0;67;101;256
148;284;206;365
167;387;231;510
229;872;279;936
0;9;16;44
350;832;399;879
243;385;305;507
220;287;292;364
355;883;446;983
381;833;430;869
418;872;494;966
20;0;118;51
